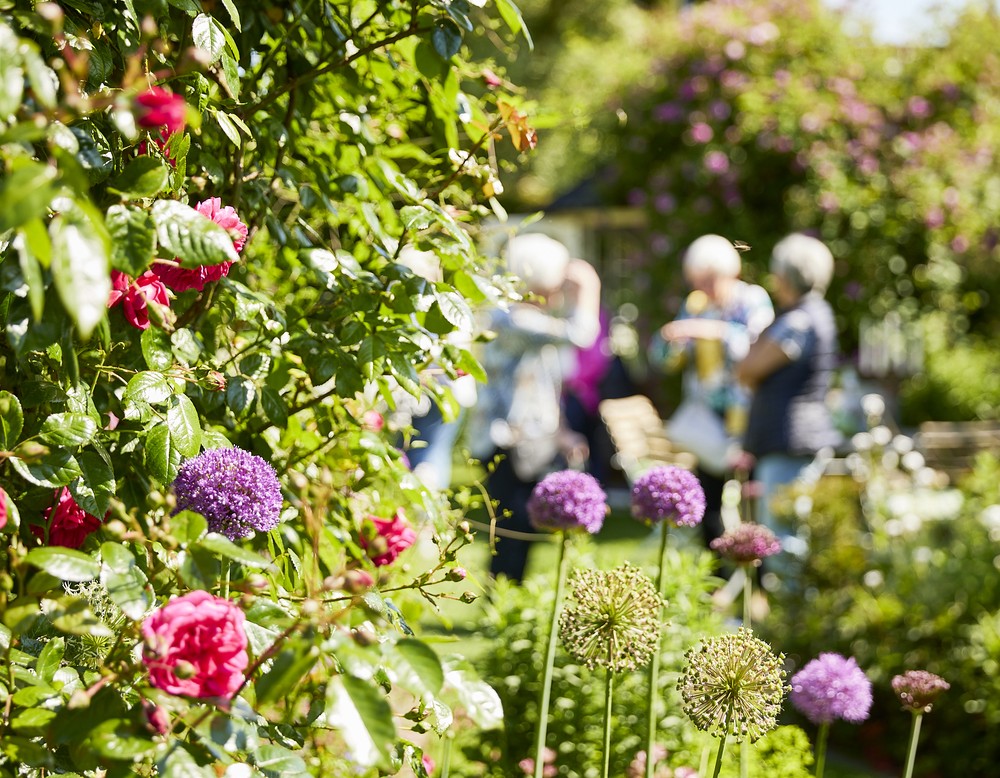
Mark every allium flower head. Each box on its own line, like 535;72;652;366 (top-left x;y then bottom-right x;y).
527;470;607;534
892;670;949;713
710;522;782;564
171;447;282;541
631;465;706;527
559;564;663;673
678;628;786;743
790;653;873;725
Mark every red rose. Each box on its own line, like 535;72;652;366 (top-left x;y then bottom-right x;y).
141;590;248;700
360;510;416;566
152;198;249;292
107;270;170;330
34;488;103;549
135;87;186;136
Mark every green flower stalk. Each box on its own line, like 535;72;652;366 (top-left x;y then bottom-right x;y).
893;670;949;778
559;564;663;778
527;470;608;778
678;628;787;778
630;465;706;778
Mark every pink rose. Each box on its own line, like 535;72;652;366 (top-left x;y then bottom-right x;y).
152;198;248;293
362;410;384;432
135;87;186;136
107;270;171;330
422;754;435;775
0;487;7;531
141;590;248;700
33;487;104;549
360;510;416;566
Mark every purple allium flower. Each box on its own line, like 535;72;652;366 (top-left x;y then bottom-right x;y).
892;670;949;714
790;653;873;725
527;470;607;534
172;447;283;540
710;523;782;564
631;465;706;527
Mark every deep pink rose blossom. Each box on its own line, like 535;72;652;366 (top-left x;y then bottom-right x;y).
33;487;104;549
107;270;170;330
141;590;248;700
135;87;186;135
0;487;7;531
152;198;249;292
360;510;416;566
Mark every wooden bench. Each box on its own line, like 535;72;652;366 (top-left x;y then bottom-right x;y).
914;420;1000;480
598;395;696;483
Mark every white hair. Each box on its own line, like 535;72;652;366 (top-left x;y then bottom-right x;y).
504;233;570;294
682;234;742;278
770;233;834;295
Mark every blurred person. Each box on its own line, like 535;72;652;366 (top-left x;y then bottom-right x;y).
470;233;602;582
737;233;843;570
649;234;773;561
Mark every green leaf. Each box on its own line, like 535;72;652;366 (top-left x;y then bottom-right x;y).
431;20;463;60
0;390;24;449
125;371;172;406
107;204;157;277
0;162;58;234
171;510;208;545
254;642;320;705
220;0;242;31
152;200;239;269
13;219;49;320
49;205;111;340
225;377;257;418
1;735;52;768
11;707;58;734
100;542;151;620
323;675;396;770
156;744;216;777
195;533;270;568
261;386;289;427
45;593;114;636
496;0;533;48
24;547;100;582
214;109;241;147
88;718;156;760
108;156;170;199
253;745;308;776
192;14;226;63
394;638;445;696
141;326;174;371
144;423;180;483
39;413;98;448
35;636;65;684
74;451;115;519
166;394;202;458
23;48;56;109
11;447;81;488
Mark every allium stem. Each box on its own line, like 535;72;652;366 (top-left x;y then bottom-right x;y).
815;721;829;778
742;564;753;629
902;712;923;778
741;740;749;778
711;730;728;778
645;520;670;778
602;664;615;778
534;532;570;778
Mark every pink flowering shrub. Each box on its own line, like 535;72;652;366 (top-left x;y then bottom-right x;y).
153;198;249;292
33;487;104;549
107;270;171;330
360;510;417;566
141;590;249;700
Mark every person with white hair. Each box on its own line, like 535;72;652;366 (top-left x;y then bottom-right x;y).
649;234;774;562
471;232;602;582
737;232;844;574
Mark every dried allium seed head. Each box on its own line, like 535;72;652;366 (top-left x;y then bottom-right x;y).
558;564;664;673
710;523;782;564
678;628;786;743
892;670;949;714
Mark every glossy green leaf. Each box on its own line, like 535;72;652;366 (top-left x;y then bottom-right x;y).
0;162;57;234
144;423;180;483
431;20;463;60
394;638;445;696
10;447;81;488
253;744;309;776
220;0;241;31
106;203;157;278
39;413;98;448
13;219;49;320
152;200;239;269
100;542;151;620
323;675;395;770
141;326;174;371
254;642;320;705
166;394;202;458
74;450;115;519
49;205;111;340
88;718;156;760
195;533;269;568
0;390;24;449
35;636;65;684
108;156;170;199
171;510;208;545
156;745;216;777
124;371;172;406
24;547;100;582
192;14;226;63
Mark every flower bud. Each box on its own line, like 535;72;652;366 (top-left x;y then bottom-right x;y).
172;660;197;679
460;591;477;604
446;567;467;582
343;569;375;594
352;627;378;647
142;700;171;735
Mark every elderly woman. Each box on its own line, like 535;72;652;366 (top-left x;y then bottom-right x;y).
471;232;602;582
650;234;773;558
737;233;843;564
